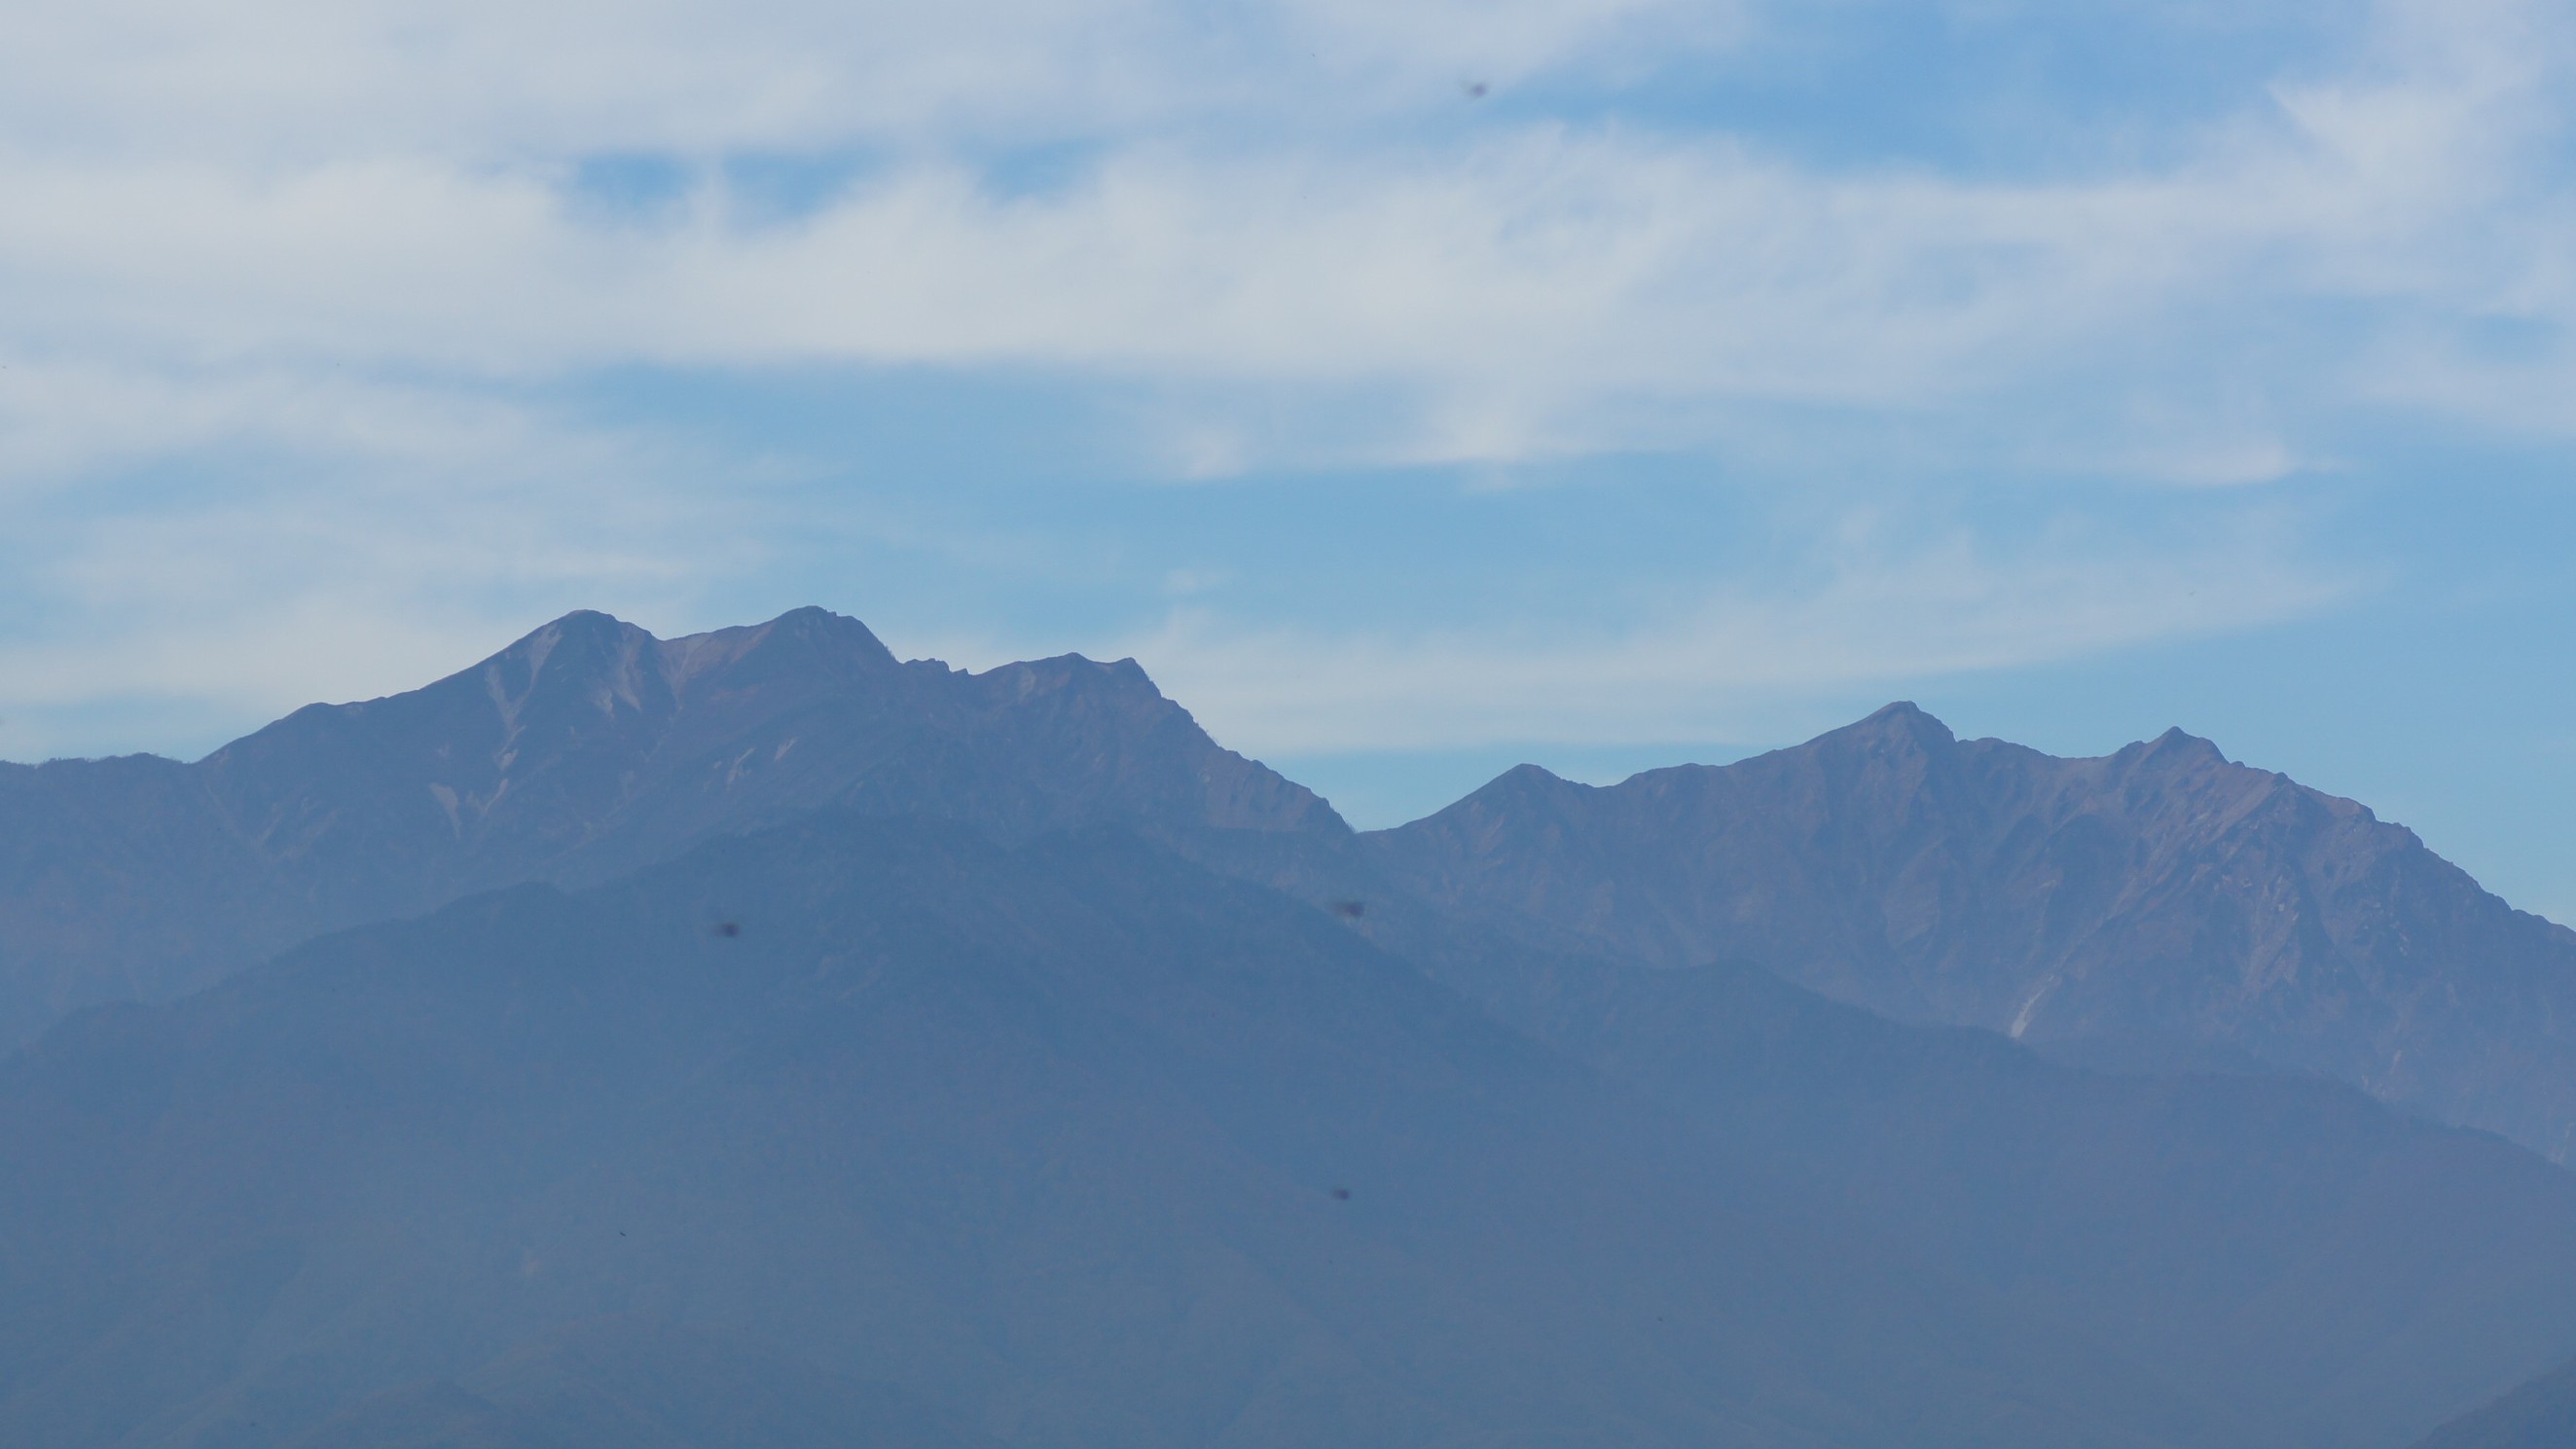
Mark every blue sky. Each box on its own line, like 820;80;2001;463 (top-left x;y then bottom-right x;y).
6;0;2576;914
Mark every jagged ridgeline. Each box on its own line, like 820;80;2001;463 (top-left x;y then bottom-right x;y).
7;609;2576;1448
0;608;1337;1048
1367;702;2576;1165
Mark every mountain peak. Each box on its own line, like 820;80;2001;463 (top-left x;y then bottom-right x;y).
763;605;898;658
460;611;670;742
488;608;645;662
505;607;653;663
1369;696;2576;1162
660;607;900;695
1821;701;1959;758
537;606;631;631
2127;725;2230;770
1431;762;1583;823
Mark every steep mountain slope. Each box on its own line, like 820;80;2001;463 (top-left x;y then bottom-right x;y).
1409;939;2576;1447
0;814;2182;1449
1234;847;2576;1448
8;814;2576;1447
1367;703;2576;1160
0;607;1336;1046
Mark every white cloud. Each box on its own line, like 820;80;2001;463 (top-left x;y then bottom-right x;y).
0;0;1731;161
0;0;2565;762
1;0;2566;484
0;352;591;492
1124;519;2355;754
0;358;765;759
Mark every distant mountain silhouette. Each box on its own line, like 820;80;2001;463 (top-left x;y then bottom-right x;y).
7;812;2576;1447
1368;702;2576;1161
14;610;2576;1444
0;608;1336;1046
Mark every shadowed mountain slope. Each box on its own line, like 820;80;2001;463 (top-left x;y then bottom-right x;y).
0;815;2176;1449
1408;937;2576;1448
1366;703;2576;1160
7;814;2576;1447
0;607;1336;1046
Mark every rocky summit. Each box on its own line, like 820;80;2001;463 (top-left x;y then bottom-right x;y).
1368;701;2576;1163
0;607;1334;1047
9;611;2576;1447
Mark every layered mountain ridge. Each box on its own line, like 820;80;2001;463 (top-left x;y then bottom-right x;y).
1369;701;2576;1161
10;610;2575;1159
0;606;1333;1046
12;810;2576;1446
12;606;2576;1444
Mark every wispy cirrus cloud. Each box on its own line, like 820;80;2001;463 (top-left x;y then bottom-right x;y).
1120;514;2355;754
2;1;2567;476
0;0;2565;767
1;0;1736;158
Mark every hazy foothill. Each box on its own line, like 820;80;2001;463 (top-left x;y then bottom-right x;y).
0;607;2571;1447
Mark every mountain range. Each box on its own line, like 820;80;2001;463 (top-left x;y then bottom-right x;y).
1365;702;2576;1163
6;607;2576;1446
0;607;1328;1049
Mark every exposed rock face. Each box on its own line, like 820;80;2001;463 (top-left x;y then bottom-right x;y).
0;608;1338;1045
1369;703;2576;1161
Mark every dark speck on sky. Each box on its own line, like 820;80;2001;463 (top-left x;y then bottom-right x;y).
713;921;741;938
1331;900;1366;919
1331;1186;1352;1201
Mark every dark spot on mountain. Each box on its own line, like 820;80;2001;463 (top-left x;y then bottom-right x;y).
1330;900;1366;920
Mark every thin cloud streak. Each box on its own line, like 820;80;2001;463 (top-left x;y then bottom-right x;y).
1131;528;2356;755
1;0;1732;158
0;0;2568;479
0;0;2557;765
